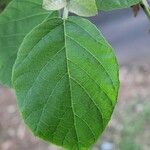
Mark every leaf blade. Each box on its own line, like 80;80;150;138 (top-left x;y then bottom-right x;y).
12;16;119;149
67;0;98;16
0;0;58;87
43;0;98;17
96;0;141;11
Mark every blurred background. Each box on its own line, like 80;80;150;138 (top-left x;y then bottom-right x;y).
0;2;150;150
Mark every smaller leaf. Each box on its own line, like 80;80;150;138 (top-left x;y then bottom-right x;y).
43;0;67;10
67;0;98;16
43;0;98;17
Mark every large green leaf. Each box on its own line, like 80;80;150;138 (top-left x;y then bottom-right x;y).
12;16;119;149
43;0;98;16
96;0;141;11
0;0;58;87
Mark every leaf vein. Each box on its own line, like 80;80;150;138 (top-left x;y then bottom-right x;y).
66;34;116;91
70;76;104;130
68;59;113;107
34;73;68;134
21;46;65;108
64;19;80;149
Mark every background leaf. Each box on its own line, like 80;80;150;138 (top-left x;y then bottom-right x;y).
12;16;119;150
96;0;141;11
43;0;98;17
0;0;58;87
67;0;98;16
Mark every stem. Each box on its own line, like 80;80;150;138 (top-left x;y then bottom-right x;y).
141;0;150;21
63;7;69;20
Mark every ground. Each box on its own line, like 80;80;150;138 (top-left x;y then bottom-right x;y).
0;63;150;150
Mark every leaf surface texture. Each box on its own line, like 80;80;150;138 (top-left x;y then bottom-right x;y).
12;16;119;149
96;0;141;10
43;0;98;16
0;0;57;86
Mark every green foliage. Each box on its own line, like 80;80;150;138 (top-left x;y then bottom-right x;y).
0;0;142;86
43;0;98;16
67;0;98;16
96;0;142;11
1;0;149;149
43;0;142;16
12;16;119;150
0;0;58;87
0;0;12;13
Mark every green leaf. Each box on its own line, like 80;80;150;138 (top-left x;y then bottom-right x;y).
96;0;141;11
43;0;98;17
43;0;66;11
0;0;58;87
0;0;12;13
67;0;98;16
12;16;119;149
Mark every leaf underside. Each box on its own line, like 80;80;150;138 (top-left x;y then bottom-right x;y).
67;0;98;16
96;0;141;11
12;16;119;150
0;0;58;87
43;0;66;10
43;0;98;16
43;0;141;16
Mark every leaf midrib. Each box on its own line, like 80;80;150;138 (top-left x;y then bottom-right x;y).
63;18;114;147
63;19;80;149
